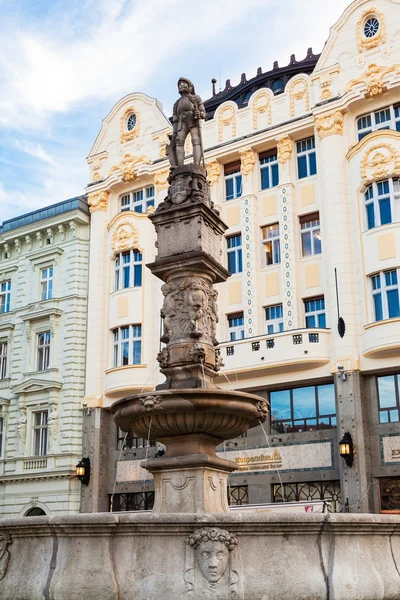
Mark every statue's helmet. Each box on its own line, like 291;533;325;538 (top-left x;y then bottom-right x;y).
178;77;195;94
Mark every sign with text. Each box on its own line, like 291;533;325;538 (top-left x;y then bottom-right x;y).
381;435;400;464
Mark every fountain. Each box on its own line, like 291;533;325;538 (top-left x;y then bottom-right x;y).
0;78;399;600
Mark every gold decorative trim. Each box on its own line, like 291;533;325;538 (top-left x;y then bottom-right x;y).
289;79;309;117
360;142;400;181
92;172;102;182
111;218;140;253
315;110;344;140
205;160;221;187
346;63;400;98
152;132;170;158
239;148;256;176
346;130;400;160
88;191;109;213
357;7;386;53
107;210;150;231
218;105;236;141
154;168;169;190
252;92;271;130
276;136;292;164
110;153;152;183
120;106;140;144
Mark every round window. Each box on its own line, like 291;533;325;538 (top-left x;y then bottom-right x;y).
127;113;137;131
364;17;380;38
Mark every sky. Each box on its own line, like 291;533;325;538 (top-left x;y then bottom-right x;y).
0;0;352;223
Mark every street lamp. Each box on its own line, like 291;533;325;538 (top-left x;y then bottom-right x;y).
76;457;90;485
339;432;354;468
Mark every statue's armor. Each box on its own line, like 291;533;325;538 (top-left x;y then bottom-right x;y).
173;94;202;147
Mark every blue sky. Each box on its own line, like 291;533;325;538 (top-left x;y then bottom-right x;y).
0;0;351;223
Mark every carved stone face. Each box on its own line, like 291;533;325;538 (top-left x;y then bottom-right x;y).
196;540;229;583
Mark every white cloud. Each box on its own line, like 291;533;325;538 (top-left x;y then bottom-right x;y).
14;140;58;167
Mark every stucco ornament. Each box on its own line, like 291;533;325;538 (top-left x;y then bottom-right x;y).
0;532;11;580
253;92;271;130
48;404;59;440
205;160;221;187
185;528;243;598
276;135;292;164
111;218;139;253
346;63;400;99
17;408;27;444
315;110;344;140
218;105;236;142
88;191;109;213
239;148;256;176
357;8;386;53
120;106;140;144
289;79;309;116
360;143;400;181
154;169;170;190
119;153;152;182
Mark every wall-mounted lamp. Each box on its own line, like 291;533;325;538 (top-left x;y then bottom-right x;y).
339;432;354;468
337;365;347;381
76;457;90;485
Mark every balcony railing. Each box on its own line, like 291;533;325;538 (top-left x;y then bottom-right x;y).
23;458;48;471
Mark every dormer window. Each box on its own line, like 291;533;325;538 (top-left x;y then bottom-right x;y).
126;113;137;132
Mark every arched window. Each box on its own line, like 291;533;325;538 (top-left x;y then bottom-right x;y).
114;250;142;290
364;178;400;230
25;507;46;516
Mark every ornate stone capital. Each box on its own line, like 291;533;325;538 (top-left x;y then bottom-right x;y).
205;160;221;187
239;148;256;176
346;63;400;99
357;8;386;53
360;143;400;181
315;110;344;140
111;218;140;253
276;136;292;164
88;190;109;213
120;106;140;144
154;168;169;190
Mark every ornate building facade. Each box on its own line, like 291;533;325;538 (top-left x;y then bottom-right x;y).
81;0;400;514
0;198;89;516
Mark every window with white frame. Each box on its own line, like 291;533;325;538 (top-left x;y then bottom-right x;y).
37;331;51;371
364;178;400;230
227;312;245;341
304;296;326;328
227;234;243;274
371;269;400;322
0;281;11;313
265;304;284;334
261;224;280;265
120;186;155;213
297;137;317;179
113;324;142;367
357;103;400;141
224;162;242;201
41;267;53;301
32;410;48;456
260;149;279;190
0;342;7;379
300;213;321;257
115;250;143;290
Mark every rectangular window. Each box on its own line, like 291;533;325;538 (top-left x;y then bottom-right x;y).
32;410;48;456
0;281;11;313
37;331;51;371
260;149;279;190
364;178;399;230
371;269;400;321
115;250;143;290
224;162;242;201
265;304;284;334
120;187;155;213
116;427;156;450
227;234;243;274
0;342;7;379
261;223;280;265
113;324;142;367
357;103;400;141
41;267;53;301
304;296;326;328
300;212;321;256
270;383;336;433
297;136;317;179
228;312;244;341
377;374;400;423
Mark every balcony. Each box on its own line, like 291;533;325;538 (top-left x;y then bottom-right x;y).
216;328;330;381
363;317;400;358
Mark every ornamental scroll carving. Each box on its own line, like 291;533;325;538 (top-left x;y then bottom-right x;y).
111;218;140;253
120;106;140;144
118;153;152;183
218;106;236;142
357;8;386;53
346;63;400;99
360;143;400;181
239;148;256;176
315;110;344;140
277;136;292;164
205;160;221;187
289;79;309;117
88;191;109;213
0;532;11;580
160;278;219;347
184;527;243;599
154;169;169;190
253;92;271;130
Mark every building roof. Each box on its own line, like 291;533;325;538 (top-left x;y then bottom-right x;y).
0;196;89;234
204;48;320;119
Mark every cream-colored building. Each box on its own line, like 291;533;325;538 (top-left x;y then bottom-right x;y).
83;0;400;514
0;198;90;517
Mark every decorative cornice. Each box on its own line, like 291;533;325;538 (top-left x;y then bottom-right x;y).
315;110;344;140
346;63;400;99
357;7;386;53
239;148;256;176
11;377;63;395
205;160;221;187
276;136;292;164
88;190;109;213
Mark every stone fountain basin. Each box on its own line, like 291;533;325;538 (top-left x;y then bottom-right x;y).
111;388;268;442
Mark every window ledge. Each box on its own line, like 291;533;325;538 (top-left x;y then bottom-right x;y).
105;364;147;375
364;317;400;330
110;287;142;297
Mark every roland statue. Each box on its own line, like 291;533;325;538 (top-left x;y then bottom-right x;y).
168;77;206;168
